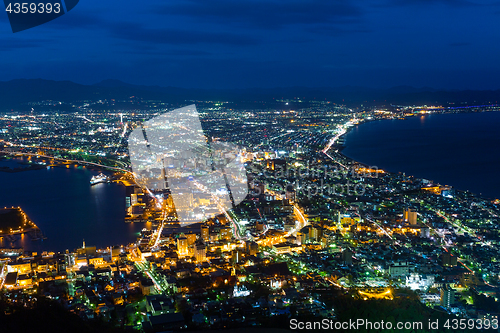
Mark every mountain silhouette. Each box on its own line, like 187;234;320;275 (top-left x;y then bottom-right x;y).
1;78;499;111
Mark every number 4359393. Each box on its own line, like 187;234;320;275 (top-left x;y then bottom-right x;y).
6;3;61;14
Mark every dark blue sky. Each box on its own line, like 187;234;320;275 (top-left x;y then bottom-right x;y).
1;0;500;89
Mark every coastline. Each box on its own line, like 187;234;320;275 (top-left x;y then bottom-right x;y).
334;110;500;201
0;158;139;252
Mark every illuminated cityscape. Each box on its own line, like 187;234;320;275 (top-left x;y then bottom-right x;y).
2;0;500;331
1;98;500;332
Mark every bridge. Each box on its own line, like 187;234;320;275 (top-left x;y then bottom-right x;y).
0;150;132;174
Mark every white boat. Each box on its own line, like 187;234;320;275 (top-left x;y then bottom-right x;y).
90;173;108;185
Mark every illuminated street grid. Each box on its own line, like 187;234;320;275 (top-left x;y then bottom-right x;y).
1;100;500;330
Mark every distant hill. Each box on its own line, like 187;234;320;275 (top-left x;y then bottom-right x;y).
1;78;500;111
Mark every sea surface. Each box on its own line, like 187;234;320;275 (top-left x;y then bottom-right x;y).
0;157;143;252
342;111;500;200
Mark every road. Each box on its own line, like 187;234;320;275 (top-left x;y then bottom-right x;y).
0;150;132;174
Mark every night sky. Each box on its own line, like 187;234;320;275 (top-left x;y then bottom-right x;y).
1;0;499;89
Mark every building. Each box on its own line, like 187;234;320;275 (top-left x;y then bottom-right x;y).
256;221;265;232
231;249;243;264
186;232;197;246
174;192;194;209
309;225;323;242
245;241;258;256
177;236;189;257
404;209;418;226
194;242;206;262
342;249;353;265
389;261;411;278
146;295;175;316
440;285;455;308
420;227;430;238
442;253;458;267
4;272;18;289
296;231;306;245
285;190;296;202
406;273;435;290
201;225;210;242
284;219;296;232
267;159;286;172
219;226;232;241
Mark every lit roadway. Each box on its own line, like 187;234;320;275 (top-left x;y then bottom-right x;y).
321;119;485;282
150;209;167;248
415;204;485;276
191;179;246;240
0;150;132;174
357;213;396;243
322;125;349;170
0;263;7;290
135;261;169;294
267;189;309;236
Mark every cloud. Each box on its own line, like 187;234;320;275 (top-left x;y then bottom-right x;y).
120;48;212;56
449;42;471;46
381;0;491;7
154;0;364;30
45;11;106;29
0;38;50;51
307;24;372;36
109;22;258;46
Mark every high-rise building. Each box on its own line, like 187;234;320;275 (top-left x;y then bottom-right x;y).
267;159;286;172
296;231;306;245
342;249;353;265
194;242;206;262
309;225;323;242
231;249;243;264
440;285;455;308
131;194;138;205
442;253;458;267
404;209;418;225
175;192;194;209
186;232;196;246
201;225;210;243
245;241;258;256
177;236;189;257
220;226;232;241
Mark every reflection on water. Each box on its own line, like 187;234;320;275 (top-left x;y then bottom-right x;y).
343;112;500;199
0;157;143;252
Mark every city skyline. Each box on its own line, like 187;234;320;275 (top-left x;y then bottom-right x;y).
2;1;500;332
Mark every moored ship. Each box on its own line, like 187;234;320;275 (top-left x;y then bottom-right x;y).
90;173;109;185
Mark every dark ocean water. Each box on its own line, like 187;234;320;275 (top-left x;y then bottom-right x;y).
342;111;500;200
0;158;143;252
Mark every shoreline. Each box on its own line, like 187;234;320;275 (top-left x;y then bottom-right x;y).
0;158;137;253
332;110;499;201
